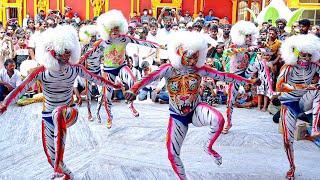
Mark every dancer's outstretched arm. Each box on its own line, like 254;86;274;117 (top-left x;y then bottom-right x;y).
78;40;103;65
122;34;160;49
196;65;257;85
125;64;172;101
0;66;45;114
75;64;121;89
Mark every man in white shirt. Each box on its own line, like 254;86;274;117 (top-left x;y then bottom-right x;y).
156;16;173;65
0;59;22;101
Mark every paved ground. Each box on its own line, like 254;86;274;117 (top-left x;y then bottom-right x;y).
0;100;319;180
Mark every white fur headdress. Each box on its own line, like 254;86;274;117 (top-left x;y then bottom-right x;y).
35;25;81;71
96;10;128;40
79;25;99;44
230;20;259;46
168;31;207;69
20;60;39;77
280;34;320;65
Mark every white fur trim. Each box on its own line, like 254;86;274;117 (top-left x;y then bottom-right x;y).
230;21;259;46
168;31;207;69
35;25;81;71
280;34;320;65
79;25;98;44
96;10;128;40
20;60;39;77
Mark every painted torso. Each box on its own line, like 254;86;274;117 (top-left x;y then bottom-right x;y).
82;43;102;74
38;65;80;112
279;63;319;101
165;67;201;116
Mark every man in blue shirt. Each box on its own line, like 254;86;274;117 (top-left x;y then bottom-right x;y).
205;9;216;23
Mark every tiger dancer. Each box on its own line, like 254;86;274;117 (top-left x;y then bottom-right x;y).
90;10;160;128
125;31;260;180
276;34;320;180
78;25;104;122
0;25;121;179
223;20;259;134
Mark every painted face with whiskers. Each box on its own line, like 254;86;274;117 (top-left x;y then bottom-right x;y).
178;47;199;67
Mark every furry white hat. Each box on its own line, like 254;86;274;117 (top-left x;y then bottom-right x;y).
280;34;320;65
230;20;259;46
35;25;81;71
96;10;128;40
168;31;207;69
20;60;39;77
79;25;98;44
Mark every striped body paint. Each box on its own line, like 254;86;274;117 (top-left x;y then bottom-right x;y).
277;63;320;179
127;64;253;179
0;63;119;178
87;34;159;127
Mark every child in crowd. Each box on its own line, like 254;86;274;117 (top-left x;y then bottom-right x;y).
235;84;257;108
246;48;274;111
215;81;228;105
207;42;225;71
199;76;216;106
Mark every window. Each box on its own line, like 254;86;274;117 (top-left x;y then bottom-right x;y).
299;0;320;3
300;9;320;25
238;0;248;21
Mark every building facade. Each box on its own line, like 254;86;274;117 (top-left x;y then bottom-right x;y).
0;0;319;27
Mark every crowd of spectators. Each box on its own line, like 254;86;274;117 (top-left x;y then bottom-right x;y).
0;7;319;125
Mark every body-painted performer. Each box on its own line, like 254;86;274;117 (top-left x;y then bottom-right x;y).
78;25;104;122
90;10;159;128
222;20;259;133
276;34;320;180
125;31;259;180
0;25;120;179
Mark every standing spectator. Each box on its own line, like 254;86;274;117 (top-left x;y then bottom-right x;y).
35;10;45;24
0;27;13;69
218;24;232;47
290;22;300;36
265;26;281;76
0;59;22;101
183;11;193;23
6;25;14;37
298;19;311;34
73;12;81;24
130;11;140;23
27;18;36;34
205;9;216;23
246;48;274;111
23;14;30;28
156;15;173;65
275;18;289;41
311;25;320;37
14;34;31;70
194;11;205;22
220;16;230;25
140;9;151;23
64;6;74;20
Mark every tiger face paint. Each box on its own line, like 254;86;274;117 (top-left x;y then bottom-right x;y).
167;73;201;114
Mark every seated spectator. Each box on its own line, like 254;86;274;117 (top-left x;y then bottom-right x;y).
215;82;228;104
199;76;216;106
0;59;22;101
138;61;158;101
204;9;216;23
235;84;257;108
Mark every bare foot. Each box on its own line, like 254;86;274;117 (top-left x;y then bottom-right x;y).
261;108;267;112
88;113;93;121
